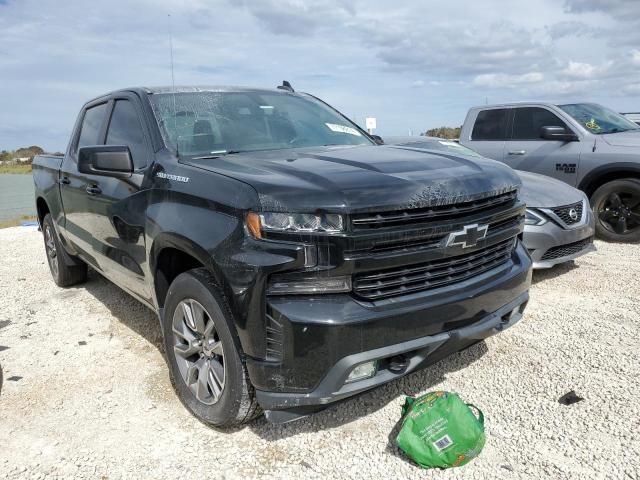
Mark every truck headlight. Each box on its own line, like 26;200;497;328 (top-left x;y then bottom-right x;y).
246;211;344;238
267;275;352;295
524;209;547;226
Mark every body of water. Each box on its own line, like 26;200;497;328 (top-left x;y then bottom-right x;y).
0;173;36;222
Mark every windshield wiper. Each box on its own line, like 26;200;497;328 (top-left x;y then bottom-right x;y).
192;150;243;160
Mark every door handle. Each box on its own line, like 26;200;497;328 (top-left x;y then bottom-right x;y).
86;185;102;195
59;176;71;185
508;150;526;155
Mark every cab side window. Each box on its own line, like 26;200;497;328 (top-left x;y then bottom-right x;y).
471;109;509;140
511;107;569;140
106;100;148;169
77;103;108;150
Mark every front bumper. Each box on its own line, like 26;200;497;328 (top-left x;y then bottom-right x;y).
524;205;596;269
248;242;532;421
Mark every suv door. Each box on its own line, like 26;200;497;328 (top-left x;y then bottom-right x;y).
504;106;582;186
89;96;152;300
464;108;510;161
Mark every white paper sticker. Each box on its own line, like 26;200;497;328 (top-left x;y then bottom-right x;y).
325;123;362;137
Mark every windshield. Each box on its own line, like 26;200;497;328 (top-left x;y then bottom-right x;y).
149;91;373;157
558;103;640;135
399;139;483;157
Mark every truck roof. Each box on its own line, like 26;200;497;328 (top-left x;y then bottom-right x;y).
83;85;300;106
468;101;604;110
469;101;561;110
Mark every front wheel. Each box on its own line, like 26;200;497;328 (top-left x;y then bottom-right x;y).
162;268;261;427
591;179;640;242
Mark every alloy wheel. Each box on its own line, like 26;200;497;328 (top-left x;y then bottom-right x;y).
172;299;225;405
598;191;640;235
45;225;59;278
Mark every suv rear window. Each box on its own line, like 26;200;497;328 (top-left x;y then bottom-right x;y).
511;107;568;140
471;109;509;140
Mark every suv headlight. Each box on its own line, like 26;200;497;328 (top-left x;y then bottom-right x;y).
525;208;547;226
246;212;344;238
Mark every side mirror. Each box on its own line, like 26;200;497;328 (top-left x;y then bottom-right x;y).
540;126;579;142
370;134;384;145
78;146;134;178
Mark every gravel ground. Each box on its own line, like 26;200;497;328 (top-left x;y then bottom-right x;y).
0;226;638;479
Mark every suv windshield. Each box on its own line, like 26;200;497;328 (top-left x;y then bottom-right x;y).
149;91;372;157
558;103;640;135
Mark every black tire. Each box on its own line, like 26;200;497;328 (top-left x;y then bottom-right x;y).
42;214;88;287
162;268;261;427
590;179;640;242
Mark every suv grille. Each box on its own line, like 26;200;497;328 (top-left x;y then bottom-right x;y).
353;238;515;301
541;237;593;261
351;190;518;229
551;201;583;226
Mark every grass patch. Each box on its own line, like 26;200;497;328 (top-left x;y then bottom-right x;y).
0;215;37;229
0;163;32;174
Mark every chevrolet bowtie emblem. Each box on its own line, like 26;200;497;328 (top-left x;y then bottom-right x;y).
445;224;489;249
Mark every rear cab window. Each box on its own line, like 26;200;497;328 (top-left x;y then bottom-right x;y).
471;109;509;140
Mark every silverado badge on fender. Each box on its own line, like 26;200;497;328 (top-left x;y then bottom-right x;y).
445;224;489;249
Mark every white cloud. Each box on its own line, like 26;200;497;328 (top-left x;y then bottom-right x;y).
473;72;544;88
1;0;640;149
561;61;609;79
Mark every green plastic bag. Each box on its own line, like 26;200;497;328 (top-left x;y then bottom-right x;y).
396;391;485;469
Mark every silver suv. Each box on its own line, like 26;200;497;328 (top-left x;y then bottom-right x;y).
460;102;640;242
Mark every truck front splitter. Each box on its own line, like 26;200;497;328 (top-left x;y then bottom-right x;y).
259;291;528;424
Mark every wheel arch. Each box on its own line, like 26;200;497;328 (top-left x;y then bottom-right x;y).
579;163;640;197
150;233;229;309
36;196;50;228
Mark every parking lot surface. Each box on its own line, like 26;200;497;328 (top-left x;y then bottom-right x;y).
0;227;638;479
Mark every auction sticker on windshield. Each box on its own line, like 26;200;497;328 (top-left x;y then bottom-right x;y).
325;123;362;136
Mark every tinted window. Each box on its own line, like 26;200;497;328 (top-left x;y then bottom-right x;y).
471;109;509;140
77;103;108;149
512;107;568;140
106;100;147;168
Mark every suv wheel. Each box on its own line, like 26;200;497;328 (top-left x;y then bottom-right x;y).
162;268;261;427
591;179;640;242
42;214;87;287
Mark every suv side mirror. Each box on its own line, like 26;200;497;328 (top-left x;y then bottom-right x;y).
540;126;578;142
78;146;134;178
370;134;384;145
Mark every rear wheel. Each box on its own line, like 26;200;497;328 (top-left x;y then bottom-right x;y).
591;179;640;242
42;214;87;287
162;268;260;427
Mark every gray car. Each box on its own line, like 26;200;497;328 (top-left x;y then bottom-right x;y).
385;137;596;268
459;102;640;242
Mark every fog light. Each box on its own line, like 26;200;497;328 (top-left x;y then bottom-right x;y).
346;361;377;383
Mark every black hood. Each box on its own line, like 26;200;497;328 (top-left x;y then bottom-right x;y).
184;145;521;213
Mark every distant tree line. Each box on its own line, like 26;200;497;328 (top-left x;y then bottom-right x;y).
0;146;45;163
422;126;462;139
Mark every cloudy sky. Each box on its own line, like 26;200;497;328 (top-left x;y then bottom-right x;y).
1;0;639;151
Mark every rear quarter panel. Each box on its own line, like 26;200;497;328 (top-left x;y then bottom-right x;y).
32;155;65;228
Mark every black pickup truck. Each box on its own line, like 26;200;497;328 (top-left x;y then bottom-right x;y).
33;84;532;425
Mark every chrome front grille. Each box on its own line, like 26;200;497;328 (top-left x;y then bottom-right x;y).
352;238;516;301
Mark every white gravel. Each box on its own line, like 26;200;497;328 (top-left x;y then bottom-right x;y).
0;226;638;479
